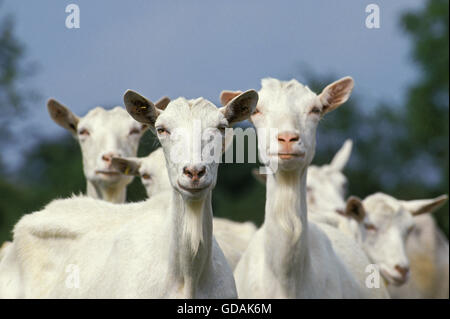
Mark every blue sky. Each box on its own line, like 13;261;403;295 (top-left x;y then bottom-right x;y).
2;0;423;168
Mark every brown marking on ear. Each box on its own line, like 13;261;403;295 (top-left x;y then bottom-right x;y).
345;196;365;222
407;194;449;216
220;90;243;106
222;90;258;125
123;90;159;126
155;96;171;110
47;98;79;134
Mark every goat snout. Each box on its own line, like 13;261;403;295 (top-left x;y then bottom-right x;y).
278;132;300;145
277;132;301;156
183;165;206;183
394;265;410;278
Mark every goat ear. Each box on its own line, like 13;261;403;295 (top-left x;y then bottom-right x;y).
220;90;243;106
319;76;354;115
219;90;258;125
402;195;448;216
111;157;141;176
330;139;353;171
124;90;161;128
154;96;171;110
47;99;79;136
344;196;365;222
252;168;267;185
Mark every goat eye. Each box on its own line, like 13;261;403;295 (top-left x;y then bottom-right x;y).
129;128;140;135
156;127;170;135
142;173;151;180
364;223;377;231
309;106;321;115
79;129;90;136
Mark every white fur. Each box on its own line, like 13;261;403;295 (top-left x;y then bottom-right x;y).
361;193;448;289
388;214;449;298
47;100;148;203
303;140;449;294
233;77;389;298
112;148;171;199
112;148;258;269
0;241;11;262
305;140;362;236
0;91;258;298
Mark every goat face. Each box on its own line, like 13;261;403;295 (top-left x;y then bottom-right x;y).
76;107;146;186
47;99;147;188
124;90;258;201
221;77;354;173
361;193;447;286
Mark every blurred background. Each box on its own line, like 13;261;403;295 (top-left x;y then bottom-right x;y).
0;0;448;242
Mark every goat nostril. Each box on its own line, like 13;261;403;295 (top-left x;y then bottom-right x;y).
102;155;110;162
183;166;206;181
198;167;206;178
183;167;193;179
278;133;299;144
395;265;409;277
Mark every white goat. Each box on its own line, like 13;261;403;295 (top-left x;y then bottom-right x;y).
0;90;258;298
252;140;361;228
0;100;165;264
254;140;449;298
389;214;449;298
359;193;448;287
301;141;449;297
111;149;257;269
223;77;389;298
46;97;169;203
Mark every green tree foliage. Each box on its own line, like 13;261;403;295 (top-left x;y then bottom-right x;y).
401;0;449;232
311;0;449;236
0;8;36;145
0;7;36;241
0;15;23;110
0;12;23;160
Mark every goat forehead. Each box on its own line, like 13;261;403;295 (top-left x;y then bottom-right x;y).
365;194;414;228
159;97;224;128
365;193;399;212
258;78;318;114
80;107;137;132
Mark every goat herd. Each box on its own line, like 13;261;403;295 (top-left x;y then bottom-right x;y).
0;77;448;298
